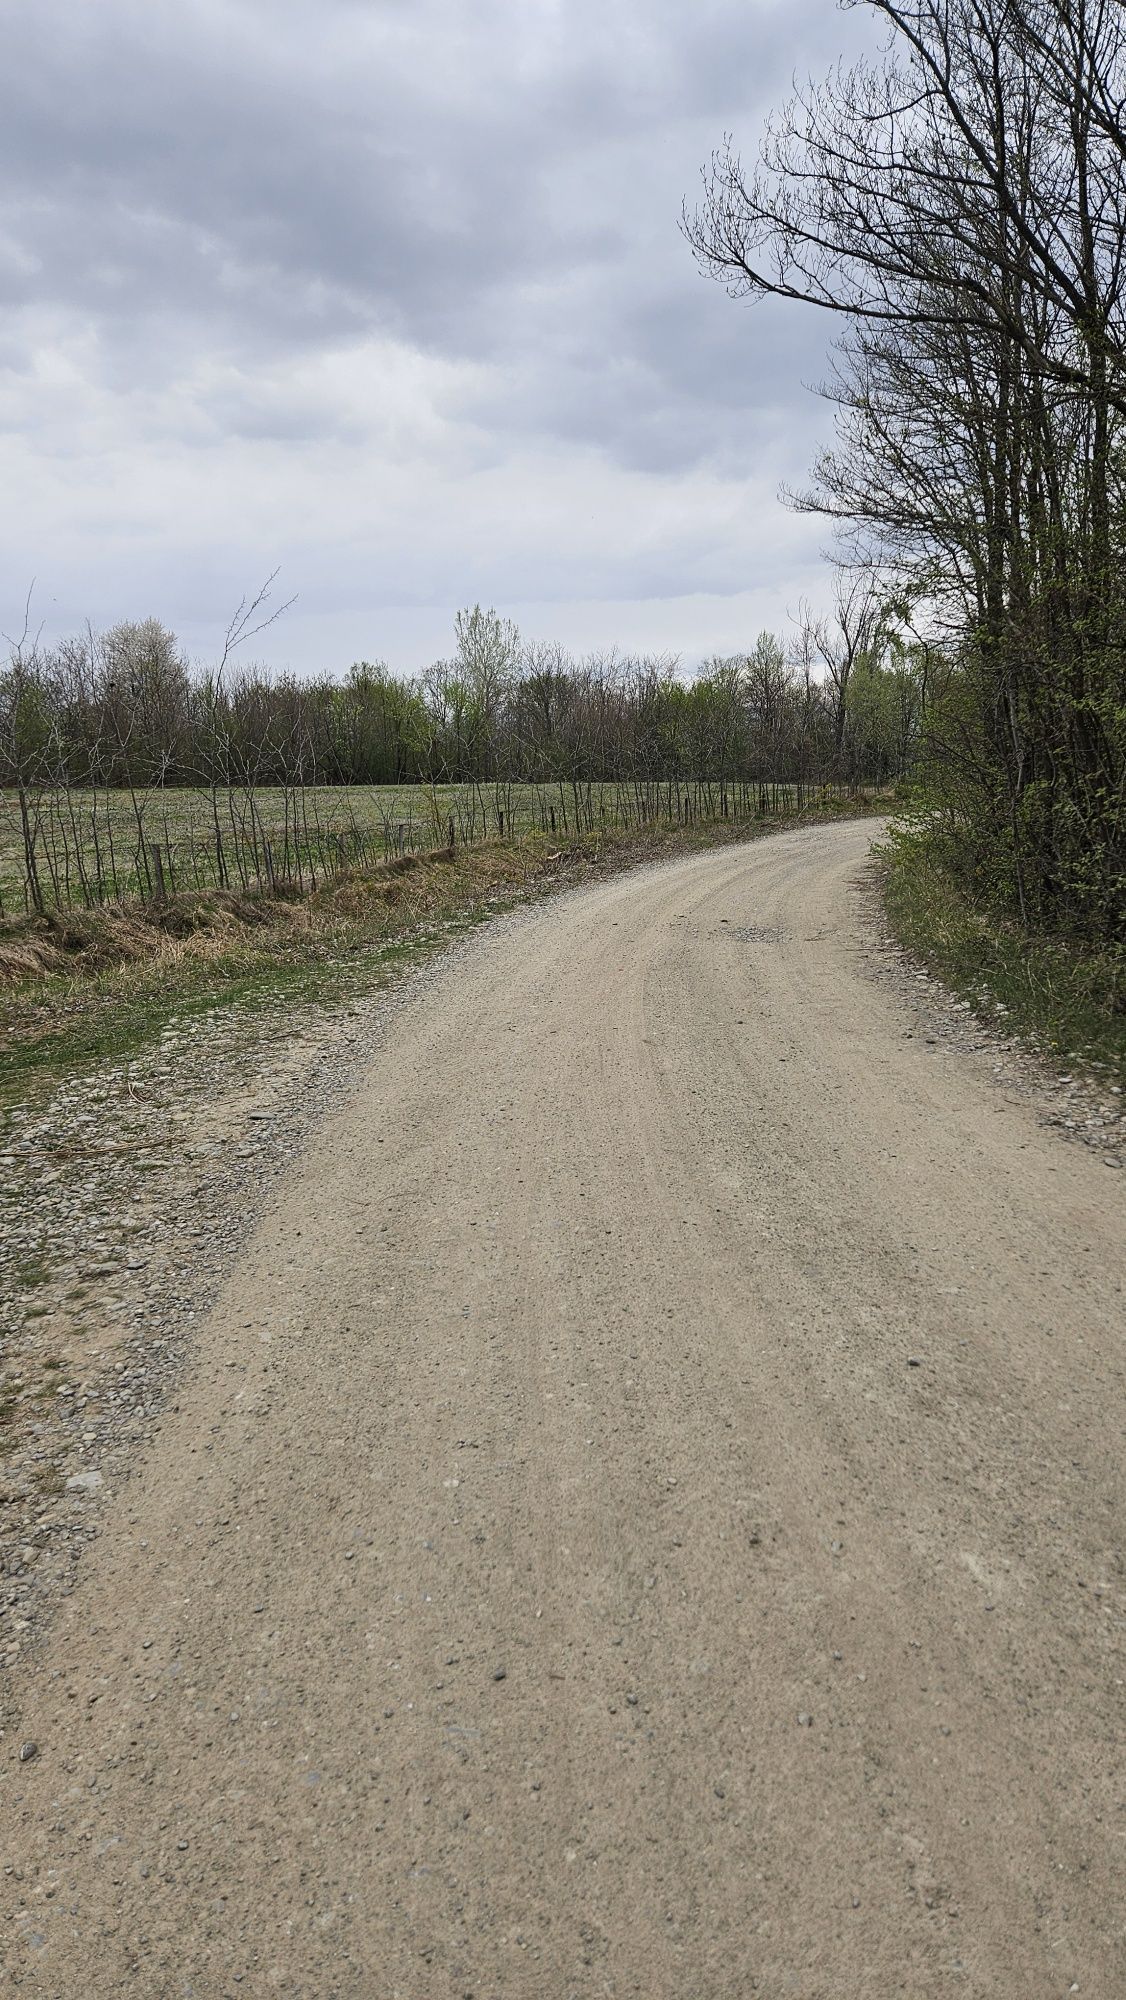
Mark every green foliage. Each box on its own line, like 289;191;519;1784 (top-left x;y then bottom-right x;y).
883;817;1125;1081
909;634;1126;942
0;662;55;777
689;1;1126;956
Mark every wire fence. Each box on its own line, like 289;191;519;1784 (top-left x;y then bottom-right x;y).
1;775;861;917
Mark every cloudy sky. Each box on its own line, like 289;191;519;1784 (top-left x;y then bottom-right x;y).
1;0;874;676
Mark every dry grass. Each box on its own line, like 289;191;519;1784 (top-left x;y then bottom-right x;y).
0;883;301;986
0;832;567;991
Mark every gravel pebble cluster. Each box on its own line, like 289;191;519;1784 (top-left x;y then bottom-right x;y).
0;962;442;1729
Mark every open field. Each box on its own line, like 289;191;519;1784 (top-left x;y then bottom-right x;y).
0;779;822;913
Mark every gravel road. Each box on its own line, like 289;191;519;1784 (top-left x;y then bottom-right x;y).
3;819;1124;1998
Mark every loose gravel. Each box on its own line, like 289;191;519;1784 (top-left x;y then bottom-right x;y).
0;840;1119;1736
0;960;445;1717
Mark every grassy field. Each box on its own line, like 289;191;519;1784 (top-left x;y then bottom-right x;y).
0;779;813;913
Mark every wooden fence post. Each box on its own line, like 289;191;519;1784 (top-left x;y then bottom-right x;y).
149;844;167;902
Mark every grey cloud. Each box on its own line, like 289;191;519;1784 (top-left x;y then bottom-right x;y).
0;0;872;658
0;2;823;389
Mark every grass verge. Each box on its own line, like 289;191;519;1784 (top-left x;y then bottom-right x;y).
880;824;1125;1083
0;799;882;1106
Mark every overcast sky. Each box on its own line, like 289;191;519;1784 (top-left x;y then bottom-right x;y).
1;0;874;676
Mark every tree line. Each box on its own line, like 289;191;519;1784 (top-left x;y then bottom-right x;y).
686;0;1126;944
1;599;918;801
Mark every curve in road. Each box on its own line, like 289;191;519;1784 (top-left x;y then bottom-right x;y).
4;819;1124;1998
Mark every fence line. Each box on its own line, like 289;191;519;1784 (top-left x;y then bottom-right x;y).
0;776;862;917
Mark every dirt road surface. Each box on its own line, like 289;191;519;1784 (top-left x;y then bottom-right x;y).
3;819;1123;1998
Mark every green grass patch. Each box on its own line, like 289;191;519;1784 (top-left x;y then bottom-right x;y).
881;823;1126;1083
13;1255;51;1289
0;1388;19;1451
